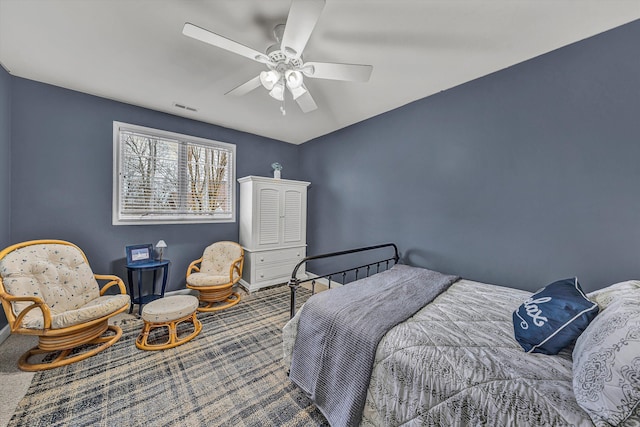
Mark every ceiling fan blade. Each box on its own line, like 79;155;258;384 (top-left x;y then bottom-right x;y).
295;86;318;113
183;23;271;64
302;61;373;82
280;0;325;59
225;76;262;96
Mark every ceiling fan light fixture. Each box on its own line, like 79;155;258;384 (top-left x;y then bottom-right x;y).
285;70;303;89
288;84;307;100
269;81;285;101
260;70;280;90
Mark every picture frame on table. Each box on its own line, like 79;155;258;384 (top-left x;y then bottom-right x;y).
126;243;153;265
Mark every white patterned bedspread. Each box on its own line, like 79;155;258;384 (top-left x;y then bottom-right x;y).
283;279;596;426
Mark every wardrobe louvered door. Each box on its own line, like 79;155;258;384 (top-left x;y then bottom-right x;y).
283;189;303;245
257;187;280;246
238;176;309;292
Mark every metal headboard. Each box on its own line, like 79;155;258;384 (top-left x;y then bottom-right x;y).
287;243;399;318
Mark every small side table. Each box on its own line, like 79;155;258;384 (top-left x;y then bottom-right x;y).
126;259;170;315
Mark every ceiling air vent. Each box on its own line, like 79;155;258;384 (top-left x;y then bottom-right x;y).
173;102;198;112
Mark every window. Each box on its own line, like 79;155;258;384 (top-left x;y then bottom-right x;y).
113;122;236;225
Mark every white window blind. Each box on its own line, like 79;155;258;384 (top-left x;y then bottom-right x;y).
113;122;236;225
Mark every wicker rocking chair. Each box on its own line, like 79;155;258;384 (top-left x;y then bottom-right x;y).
0;240;130;371
186;241;244;312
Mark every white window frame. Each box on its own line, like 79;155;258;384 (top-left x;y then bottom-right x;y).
113;121;236;225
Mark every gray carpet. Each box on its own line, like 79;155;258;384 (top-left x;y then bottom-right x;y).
0;334;36;427
8;286;328;427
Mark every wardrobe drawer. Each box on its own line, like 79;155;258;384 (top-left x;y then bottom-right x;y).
253;247;305;265
255;262;304;282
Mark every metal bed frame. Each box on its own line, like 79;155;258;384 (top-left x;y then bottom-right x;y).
287;243;399;318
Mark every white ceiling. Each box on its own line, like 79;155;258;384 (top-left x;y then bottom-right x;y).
1;1;639;144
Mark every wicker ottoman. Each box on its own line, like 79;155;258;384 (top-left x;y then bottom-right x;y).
135;295;202;351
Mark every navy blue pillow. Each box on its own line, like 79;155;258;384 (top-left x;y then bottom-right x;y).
513;277;599;355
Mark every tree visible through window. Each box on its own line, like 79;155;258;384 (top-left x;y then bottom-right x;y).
113;122;236;225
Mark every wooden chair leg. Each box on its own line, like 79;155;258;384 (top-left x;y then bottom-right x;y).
197;292;241;312
136;312;202;351
18;324;123;372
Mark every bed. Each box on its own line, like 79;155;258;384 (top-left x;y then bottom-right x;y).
283;244;640;427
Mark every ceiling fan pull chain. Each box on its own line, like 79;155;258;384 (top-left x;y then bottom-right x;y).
280;97;286;116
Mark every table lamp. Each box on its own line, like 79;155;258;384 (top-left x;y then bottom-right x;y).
156;240;167;261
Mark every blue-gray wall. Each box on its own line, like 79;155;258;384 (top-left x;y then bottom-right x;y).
0;65;11;327
2;19;639;335
9;78;301;296
300;20;640;293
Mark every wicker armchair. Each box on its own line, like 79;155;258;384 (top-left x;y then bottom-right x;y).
0;240;130;371
186;241;244;312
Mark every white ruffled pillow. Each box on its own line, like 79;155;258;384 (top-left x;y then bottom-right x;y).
587;280;640;311
572;296;640;425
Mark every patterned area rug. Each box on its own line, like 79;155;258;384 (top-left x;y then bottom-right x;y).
9;286;328;427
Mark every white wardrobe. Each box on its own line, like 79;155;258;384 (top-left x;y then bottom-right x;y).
238;176;310;292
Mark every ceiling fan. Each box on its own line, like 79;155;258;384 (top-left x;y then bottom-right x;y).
182;0;373;114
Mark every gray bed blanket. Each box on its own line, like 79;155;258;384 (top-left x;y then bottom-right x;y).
289;264;458;427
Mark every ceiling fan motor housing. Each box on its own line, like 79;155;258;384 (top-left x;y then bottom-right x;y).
266;48;303;70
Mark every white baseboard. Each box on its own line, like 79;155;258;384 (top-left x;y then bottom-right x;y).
239;278;288;293
239;274;310;294
238;272;344;294
165;288;197;297
0;323;10;346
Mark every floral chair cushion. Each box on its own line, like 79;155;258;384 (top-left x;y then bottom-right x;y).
198;242;242;278
0;243;127;330
24;294;130;329
572;296;640;426
186;273;232;288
